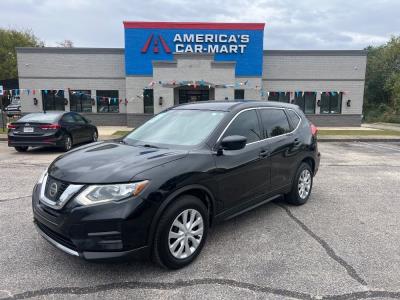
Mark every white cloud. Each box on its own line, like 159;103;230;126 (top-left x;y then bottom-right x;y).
340;32;389;46
0;0;399;49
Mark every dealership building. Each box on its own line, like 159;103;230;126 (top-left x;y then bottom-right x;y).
15;21;367;127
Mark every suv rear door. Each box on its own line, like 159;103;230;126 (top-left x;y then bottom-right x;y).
213;109;271;213
258;108;297;192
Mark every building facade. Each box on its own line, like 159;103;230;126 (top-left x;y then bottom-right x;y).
16;21;367;127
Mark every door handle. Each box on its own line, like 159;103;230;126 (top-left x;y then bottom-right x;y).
259;150;270;158
293;138;301;147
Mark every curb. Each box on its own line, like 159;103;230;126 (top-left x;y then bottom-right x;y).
319;138;400;142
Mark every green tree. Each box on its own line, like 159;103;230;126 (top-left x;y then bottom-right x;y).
0;28;44;80
364;36;400;121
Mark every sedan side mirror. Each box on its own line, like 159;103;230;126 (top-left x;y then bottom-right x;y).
220;135;247;151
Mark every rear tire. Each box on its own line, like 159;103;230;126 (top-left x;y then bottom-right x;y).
14;146;28;152
285;162;313;205
61;135;73;152
152;195;209;269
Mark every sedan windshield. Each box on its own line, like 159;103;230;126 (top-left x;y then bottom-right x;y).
124;109;226;147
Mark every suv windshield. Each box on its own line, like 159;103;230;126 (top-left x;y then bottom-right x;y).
124;109;226;147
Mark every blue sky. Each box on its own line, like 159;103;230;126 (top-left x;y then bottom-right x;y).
1;0;399;49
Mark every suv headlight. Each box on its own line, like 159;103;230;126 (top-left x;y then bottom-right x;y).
75;181;149;205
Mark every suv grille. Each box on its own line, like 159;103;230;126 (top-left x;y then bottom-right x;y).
44;176;69;202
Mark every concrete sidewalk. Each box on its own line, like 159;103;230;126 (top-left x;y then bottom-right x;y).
362;122;400;131
97;126;133;140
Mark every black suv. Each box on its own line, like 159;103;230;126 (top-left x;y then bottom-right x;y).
32;101;320;269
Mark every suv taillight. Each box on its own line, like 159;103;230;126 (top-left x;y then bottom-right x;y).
310;123;318;136
7;124;16;129
40;124;61;130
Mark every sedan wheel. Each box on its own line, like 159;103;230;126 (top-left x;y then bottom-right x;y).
63;136;72;152
92;131;98;142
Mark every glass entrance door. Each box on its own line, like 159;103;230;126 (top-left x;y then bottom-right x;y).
178;88;209;104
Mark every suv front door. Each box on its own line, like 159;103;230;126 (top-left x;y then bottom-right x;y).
213;109;271;215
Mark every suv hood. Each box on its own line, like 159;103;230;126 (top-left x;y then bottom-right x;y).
48;141;188;184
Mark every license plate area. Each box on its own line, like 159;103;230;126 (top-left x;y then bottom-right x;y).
23;127;34;133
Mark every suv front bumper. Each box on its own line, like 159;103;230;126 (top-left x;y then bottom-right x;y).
32;182;155;261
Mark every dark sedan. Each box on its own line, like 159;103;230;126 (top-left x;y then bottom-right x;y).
7;111;98;152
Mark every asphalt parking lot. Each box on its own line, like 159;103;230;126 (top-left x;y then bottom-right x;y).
1;141;400;299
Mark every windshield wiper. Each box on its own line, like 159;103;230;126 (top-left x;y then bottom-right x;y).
140;144;160;149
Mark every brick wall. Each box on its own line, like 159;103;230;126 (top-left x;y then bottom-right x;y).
262;50;367;117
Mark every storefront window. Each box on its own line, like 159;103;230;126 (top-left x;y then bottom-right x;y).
320;92;342;114
96;90;119;113
42;90;65;111
143;89;154;114
69;90;92;112
234;89;245;100
295;92;316;114
268;92;289;103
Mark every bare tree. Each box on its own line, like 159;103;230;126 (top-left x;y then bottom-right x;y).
57;40;74;48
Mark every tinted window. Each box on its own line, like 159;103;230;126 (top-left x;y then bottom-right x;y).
287;109;301;128
70;90;92;113
143;89;154;114
72;114;87;124
18;113;61;123
97;90;119;113
234;89;245;100
223;110;262;144
259;109;291;138
42;90;65;111
268;92;290;103
295;92;316;114
320;92;342;114
62;114;75;123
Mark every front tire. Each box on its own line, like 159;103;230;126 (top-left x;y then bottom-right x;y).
153;195;209;269
14;146;28;152
285;162;313;205
92;130;98;142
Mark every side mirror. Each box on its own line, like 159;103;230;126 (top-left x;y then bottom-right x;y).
220;135;247;151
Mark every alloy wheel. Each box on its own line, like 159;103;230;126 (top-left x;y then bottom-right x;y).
298;169;311;199
65;136;72;150
168;209;204;260
93;131;98;142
